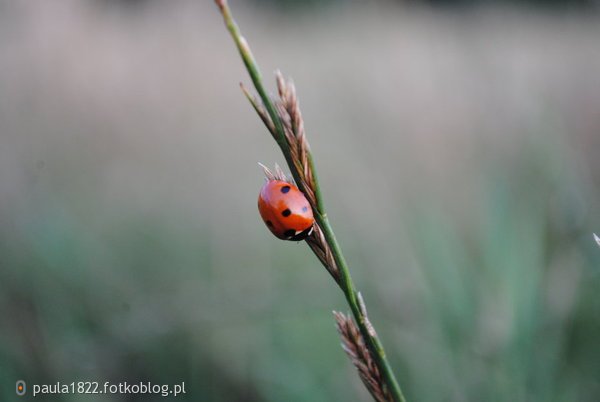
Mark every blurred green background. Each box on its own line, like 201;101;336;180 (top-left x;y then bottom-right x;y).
1;0;599;401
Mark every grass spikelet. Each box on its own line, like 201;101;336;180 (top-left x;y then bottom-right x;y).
258;162;288;182
334;311;393;402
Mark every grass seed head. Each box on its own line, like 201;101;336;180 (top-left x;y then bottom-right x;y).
334;312;394;402
258;162;289;183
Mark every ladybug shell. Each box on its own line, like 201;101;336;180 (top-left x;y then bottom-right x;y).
258;180;314;241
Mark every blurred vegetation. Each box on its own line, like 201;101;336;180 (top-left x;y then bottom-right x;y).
0;1;599;401
250;0;600;10
103;0;600;11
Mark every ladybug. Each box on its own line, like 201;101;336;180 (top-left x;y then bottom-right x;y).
258;180;314;241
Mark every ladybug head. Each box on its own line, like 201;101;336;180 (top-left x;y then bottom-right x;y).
288;225;314;241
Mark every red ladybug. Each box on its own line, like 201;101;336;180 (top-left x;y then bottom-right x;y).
258;180;314;240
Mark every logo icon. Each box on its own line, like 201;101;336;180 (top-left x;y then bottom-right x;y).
16;380;26;396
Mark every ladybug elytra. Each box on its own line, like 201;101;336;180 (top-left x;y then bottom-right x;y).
258;179;314;241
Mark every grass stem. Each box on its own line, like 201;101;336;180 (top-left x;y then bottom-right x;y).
215;2;406;401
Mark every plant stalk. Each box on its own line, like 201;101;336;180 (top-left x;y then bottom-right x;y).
215;0;308;198
317;212;405;402
215;2;406;401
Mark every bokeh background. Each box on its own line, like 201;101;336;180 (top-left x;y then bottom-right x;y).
1;0;599;401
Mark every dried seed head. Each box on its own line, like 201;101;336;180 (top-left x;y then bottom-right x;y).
274;71;317;209
246;73;339;283
258;163;289;183
242;72;316;209
333;312;393;402
305;224;340;282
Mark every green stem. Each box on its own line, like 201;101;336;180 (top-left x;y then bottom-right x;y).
216;1;307;194
216;2;406;401
307;152;325;214
317;212;406;402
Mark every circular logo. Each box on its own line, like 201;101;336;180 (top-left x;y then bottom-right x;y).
16;380;26;396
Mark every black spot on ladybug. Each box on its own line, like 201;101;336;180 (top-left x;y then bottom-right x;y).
302;206;308;212
282;209;291;217
265;220;273;227
281;185;291;194
284;229;296;238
